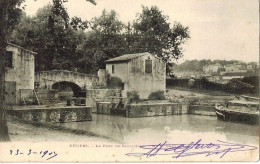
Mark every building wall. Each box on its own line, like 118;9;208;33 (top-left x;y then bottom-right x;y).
128;54;166;99
5;44;35;104
202;66;210;73
106;62;129;96
224;65;239;72
203;64;222;73
106;62;129;83
247;65;255;70
106;54;166;99
247;64;258;70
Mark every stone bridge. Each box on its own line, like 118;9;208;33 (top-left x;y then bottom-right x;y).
35;70;99;93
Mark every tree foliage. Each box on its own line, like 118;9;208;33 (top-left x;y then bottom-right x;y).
133;6;190;62
9;4;190;74
0;0;27;142
10;4;88;71
0;0;96;141
6;0;24;35
77;9;127;73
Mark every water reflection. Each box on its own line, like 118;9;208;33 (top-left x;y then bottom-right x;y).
60;114;258;145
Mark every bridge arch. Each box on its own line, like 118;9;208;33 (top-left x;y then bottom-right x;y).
52;81;83;98
35;70;99;91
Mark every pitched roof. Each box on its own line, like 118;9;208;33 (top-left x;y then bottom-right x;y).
7;42;37;54
105;52;150;63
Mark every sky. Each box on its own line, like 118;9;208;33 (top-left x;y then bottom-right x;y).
23;0;259;63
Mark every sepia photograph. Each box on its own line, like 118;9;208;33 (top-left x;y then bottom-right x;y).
0;0;259;162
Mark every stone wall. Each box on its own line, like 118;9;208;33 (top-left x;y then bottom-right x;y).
125;103;188;118
98;69;108;87
35;70;99;90
188;105;216;116
5;43;35;105
96;102;125;115
36;89;60;105
86;89;121;113
95;101;216;117
128;54;166;99
7;106;92;123
106;63;129;83
96;102;113;115
106;53;166;99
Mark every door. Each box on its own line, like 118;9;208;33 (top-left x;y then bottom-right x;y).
4;81;16;105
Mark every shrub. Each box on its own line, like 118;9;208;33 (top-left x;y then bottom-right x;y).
127;91;140;103
148;90;166;100
107;76;123;89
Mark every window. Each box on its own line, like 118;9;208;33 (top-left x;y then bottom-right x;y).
122;83;125;90
5;51;13;68
145;60;152;73
112;65;115;74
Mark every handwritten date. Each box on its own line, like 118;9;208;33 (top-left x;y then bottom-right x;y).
10;149;58;160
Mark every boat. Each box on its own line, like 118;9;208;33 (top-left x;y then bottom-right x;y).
215;95;259;125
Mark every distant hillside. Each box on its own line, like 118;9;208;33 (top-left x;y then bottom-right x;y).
170;59;250;73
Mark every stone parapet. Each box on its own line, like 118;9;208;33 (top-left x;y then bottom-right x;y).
188;105;216;116
7;106;92;123
125;103;188;118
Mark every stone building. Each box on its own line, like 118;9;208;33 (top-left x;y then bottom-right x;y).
203;63;223;74
223;63;247;73
105;52;166;99
4;43;36;105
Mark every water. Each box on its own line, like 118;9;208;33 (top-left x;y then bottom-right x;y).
58;114;259;145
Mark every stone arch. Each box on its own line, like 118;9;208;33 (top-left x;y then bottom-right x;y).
52;81;83;97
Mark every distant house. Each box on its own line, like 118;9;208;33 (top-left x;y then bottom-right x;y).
173;71;202;79
4;43;36;105
223;63;247;74
203;63;223;74
105;52;166;99
247;62;258;70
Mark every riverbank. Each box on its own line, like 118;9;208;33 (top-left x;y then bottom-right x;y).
166;88;235;103
7;118;112;142
167;86;259;97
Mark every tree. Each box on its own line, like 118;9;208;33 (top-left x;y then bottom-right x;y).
79;9;127;73
0;0;96;142
132;6;190;73
70;16;89;31
90;9;126;59
10;6;56;70
133;6;171;55
10;3;92;71
0;0;10;142
0;0;24;142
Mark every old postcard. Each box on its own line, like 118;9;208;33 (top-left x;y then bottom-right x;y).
0;0;259;162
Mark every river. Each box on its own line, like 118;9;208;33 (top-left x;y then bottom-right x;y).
59;114;259;145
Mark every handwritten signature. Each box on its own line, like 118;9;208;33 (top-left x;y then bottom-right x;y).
125;139;258;159
10;149;58;160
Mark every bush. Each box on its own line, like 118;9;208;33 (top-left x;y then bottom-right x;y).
107;76;124;89
148;90;166;100
127;91;140;103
